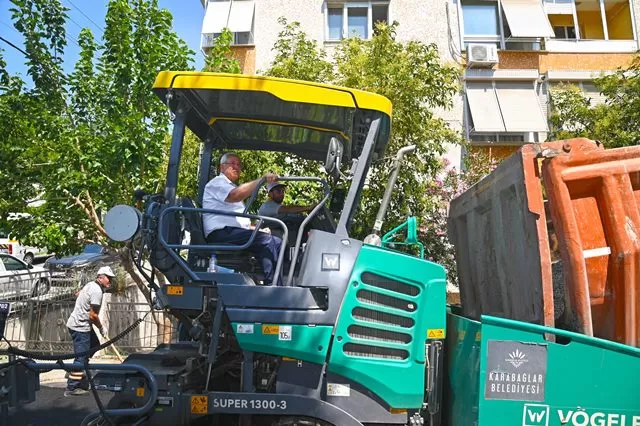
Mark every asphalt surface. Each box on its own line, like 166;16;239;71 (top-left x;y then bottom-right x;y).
5;385;115;426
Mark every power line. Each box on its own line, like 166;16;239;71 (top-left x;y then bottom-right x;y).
66;0;104;34
0;20;20;35
1;19;78;50
66;14;86;32
0;36;27;56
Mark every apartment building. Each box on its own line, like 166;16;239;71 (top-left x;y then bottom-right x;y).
199;0;639;166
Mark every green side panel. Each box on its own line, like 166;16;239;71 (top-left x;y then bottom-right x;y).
327;244;447;409
445;310;640;426
232;323;332;365
443;310;483;426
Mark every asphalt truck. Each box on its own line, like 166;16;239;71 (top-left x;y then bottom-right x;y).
1;72;638;426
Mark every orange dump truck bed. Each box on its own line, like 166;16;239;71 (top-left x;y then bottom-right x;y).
448;138;640;346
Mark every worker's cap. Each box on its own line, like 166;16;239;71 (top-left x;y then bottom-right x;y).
97;266;116;278
267;182;286;192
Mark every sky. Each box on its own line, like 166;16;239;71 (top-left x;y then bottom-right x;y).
0;0;206;81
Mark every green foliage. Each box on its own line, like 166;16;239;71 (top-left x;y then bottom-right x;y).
203;28;241;73
261;19;462;274
550;56;640;148
264;17;333;82
1;0;194;255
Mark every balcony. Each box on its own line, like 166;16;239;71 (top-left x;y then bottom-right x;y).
546;38;637;52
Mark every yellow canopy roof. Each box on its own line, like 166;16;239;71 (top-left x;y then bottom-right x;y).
153;72;392;161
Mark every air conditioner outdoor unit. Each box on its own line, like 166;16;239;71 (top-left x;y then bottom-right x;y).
467;43;499;66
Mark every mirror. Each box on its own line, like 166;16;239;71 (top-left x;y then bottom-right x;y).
324;137;343;178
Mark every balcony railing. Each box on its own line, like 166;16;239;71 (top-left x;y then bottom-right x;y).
201;32;254;49
546;39;638;53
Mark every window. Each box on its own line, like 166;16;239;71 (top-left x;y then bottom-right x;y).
465;81;547;143
204;31;253;46
348;7;368;38
327;8;343;40
201;0;255;48
553;25;576;39
462;2;499;36
469;133;527;143
325;1;389;41
460;0;554;50
1;255;26;271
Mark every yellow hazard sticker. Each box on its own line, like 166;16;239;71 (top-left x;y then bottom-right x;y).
427;328;445;339
475;331;481;341
136;387;145;397
166;285;184;296
262;325;279;335
191;395;208;414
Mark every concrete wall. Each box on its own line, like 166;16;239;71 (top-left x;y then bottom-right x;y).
254;0;326;73
497;51;635;71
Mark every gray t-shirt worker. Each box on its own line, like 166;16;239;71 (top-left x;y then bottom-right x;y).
258;182;315;218
65;265;113;396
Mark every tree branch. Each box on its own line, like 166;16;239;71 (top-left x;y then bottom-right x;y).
84;189;107;236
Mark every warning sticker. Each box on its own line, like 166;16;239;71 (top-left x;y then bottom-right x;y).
191;395;208;414
279;326;292;341
427;328;445;339
262;325;279;335
327;383;350;397
236;324;254;334
166;285;184;296
136;387;145;397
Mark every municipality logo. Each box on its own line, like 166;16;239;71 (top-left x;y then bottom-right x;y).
506;349;528;368
522;404;549;426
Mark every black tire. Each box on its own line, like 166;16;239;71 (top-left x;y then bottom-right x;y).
23;252;34;265
32;278;50;297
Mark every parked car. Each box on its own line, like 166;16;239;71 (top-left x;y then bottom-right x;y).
44;244;118;285
0;253;50;300
0;231;49;265
44;244;118;269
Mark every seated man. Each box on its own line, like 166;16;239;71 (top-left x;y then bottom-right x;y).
259;182;315;242
203;153;282;285
259;182;314;219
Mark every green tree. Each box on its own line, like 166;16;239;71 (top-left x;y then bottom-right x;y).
261;19;462;274
203;28;241;74
1;0;194;299
549;56;640;147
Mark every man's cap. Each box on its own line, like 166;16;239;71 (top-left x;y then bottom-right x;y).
267;182;286;192
97;266;116;278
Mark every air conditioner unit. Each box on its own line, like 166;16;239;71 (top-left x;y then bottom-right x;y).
467;43;499;67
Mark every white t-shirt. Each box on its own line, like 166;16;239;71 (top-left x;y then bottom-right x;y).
67;281;103;332
202;174;251;237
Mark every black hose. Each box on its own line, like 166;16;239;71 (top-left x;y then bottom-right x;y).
6;313;148;361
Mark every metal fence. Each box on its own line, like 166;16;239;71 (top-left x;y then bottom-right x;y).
0;267;178;357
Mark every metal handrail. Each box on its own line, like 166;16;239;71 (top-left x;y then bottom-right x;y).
158;206;288;286
20;361;157;426
243;176;333;288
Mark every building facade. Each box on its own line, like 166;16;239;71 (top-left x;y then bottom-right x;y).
199;0;639;167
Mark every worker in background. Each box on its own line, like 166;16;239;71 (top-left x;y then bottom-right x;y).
258;182;315;240
258;182;315;218
203;152;283;285
64;265;113;396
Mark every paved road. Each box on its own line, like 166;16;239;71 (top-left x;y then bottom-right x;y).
6;384;115;426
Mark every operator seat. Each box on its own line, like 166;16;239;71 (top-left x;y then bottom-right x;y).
178;197;264;277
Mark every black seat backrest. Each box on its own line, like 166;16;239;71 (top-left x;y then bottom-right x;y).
178;197;208;256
